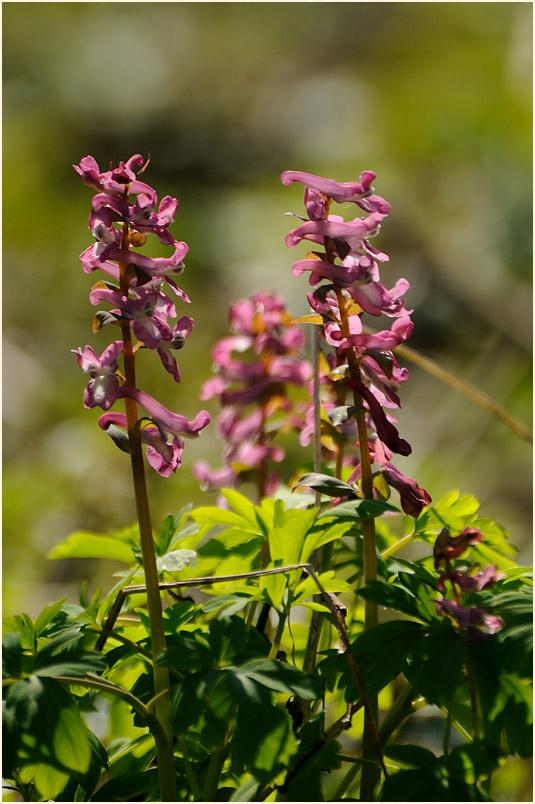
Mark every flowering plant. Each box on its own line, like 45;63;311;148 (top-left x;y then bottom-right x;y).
2;161;531;803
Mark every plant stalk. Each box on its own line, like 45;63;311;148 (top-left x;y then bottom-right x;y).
335;287;380;799
118;220;176;800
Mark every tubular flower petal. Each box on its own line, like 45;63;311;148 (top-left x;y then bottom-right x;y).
381;462;431;517
435;598;504;642
285;213;385;249
119;386;210;438
98;412;183;476
281;169;391;213
433;526;484;569
349;380;412;456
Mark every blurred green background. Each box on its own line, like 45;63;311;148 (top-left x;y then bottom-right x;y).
3;2;532;620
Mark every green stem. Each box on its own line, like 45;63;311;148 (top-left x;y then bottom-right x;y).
377;681;423;746
118;221;176;801
335;288;380;799
381;529;416;560
178;736;201;800
466;658;481;741
202;744;228;801
443;688;456;757
269;609;288;659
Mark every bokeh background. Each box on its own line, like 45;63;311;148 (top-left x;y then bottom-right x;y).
3;3;532;624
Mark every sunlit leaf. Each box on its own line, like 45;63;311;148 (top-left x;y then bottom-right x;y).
48;532;135;564
156;549;197;573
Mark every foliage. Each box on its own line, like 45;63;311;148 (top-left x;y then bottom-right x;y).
3;490;532;801
2;156;532;802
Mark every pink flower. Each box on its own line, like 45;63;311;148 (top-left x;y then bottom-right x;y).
281;169;391;214
381;463;431;517
74;341;124;410
433;526;484;569
435;598;504;642
74;154;156;200
119;386;210;438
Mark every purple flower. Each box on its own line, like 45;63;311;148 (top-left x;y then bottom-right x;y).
98;411;183;477
74;154;156;200
156;315;195;383
381;462;431;517
285;212;385;250
193;461;238;491
435;598;504;642
349;380;412;456
340;316;414;353
81;238;189;279
281;169;391;214
433;526;484;569
74;341;124;410
119;386;210;438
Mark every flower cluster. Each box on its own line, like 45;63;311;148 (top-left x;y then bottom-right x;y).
434;526;505;641
194;292;311;499
74;155;209;476
282;170;430;515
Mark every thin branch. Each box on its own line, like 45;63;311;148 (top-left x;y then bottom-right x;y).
385;337;532;444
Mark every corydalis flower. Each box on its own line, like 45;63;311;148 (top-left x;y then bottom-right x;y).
282;168;431;515
435;598;504;643
433;526;484;569
281;170;391;214
194;292;310;498
75;154;209;474
75;342;124;410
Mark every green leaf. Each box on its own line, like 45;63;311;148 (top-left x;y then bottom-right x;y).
339;620;426;700
259;568;287;610
231;700;298;778
234;658;322;700
229;776;260;801
384;743;440;772
408;623;467;707
444;741;504;784
34;598;68;637
202;594;254;616
283;713;341;801
32;763;71;800
3;612;36;652
34;647;106;678
156;548;197;572
293;472;358;497
157;633;213;673
2;702;20;778
2;632;23;678
171;671;213;735
192;505;259;532
301;520;354;562
52;696;91;773
357;580;427;621
293;571;352;607
378;769;447;802
7;675;44;728
155;513;175;556
319;498;399;521
91;769;158;801
268;508;317;566
48;532;135;564
328;405;360;426
220;488;260;525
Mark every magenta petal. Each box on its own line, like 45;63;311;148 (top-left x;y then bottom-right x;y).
350;380;411;456
119;386;210;437
286;213;384;248
281;170;381;205
382;462;431;516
